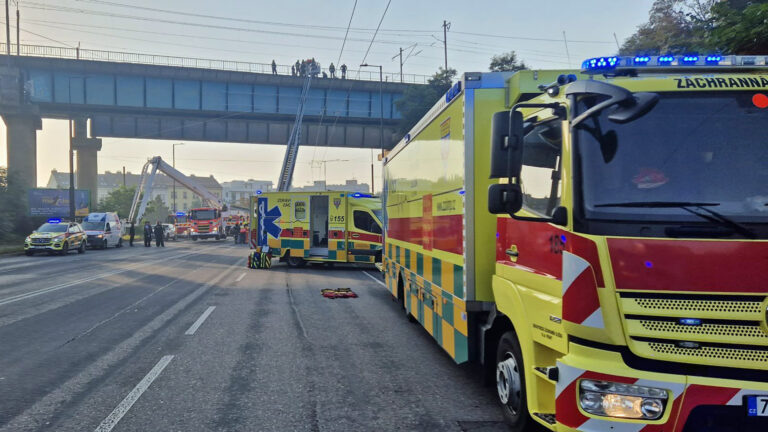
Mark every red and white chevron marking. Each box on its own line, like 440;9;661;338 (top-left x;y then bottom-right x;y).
561;252;603;328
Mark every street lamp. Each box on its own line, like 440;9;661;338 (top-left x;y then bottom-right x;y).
360;63;383;195
172;143;184;213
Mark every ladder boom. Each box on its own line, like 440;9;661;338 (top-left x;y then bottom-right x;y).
277;70;315;191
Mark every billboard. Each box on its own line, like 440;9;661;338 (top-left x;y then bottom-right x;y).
28;188;90;217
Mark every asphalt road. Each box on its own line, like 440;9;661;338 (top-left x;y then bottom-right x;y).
0;240;508;432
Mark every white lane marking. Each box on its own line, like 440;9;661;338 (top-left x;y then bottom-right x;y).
361;270;386;288
0;250;199;307
184;306;216;335
235;272;245;282
94;355;174;432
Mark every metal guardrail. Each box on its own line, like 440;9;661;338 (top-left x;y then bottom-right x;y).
0;43;429;84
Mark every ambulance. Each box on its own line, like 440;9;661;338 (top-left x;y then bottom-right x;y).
250;191;383;266
382;55;768;431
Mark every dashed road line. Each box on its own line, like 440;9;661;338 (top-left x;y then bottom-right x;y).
235;272;246;282
93;355;174;432
361;270;387;288
184;306;216;335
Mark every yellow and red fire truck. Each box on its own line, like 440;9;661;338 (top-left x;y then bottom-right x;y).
382;55;768;431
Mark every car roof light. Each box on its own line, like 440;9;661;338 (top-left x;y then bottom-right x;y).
581;56;620;71
581;54;768;74
681;55;699;64
658;55;675;64
705;55;722;64
47;217;61;224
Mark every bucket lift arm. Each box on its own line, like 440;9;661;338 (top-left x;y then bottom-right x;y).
128;156;224;223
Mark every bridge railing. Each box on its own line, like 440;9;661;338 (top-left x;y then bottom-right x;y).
0;43;429;84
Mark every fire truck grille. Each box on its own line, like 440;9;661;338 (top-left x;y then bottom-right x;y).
198;224;210;233
619;292;768;370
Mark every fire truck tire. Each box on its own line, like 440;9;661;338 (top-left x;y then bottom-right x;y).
495;331;535;431
192;237;198;241
287;256;306;268
78;241;85;254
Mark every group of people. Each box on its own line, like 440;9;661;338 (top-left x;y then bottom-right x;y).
126;221;166;247
271;58;347;79
231;220;248;245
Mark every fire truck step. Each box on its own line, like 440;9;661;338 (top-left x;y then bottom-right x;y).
533;366;559;383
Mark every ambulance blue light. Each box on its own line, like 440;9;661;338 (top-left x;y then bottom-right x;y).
582;56;620;71
175;211;185;217
658;55;675;64
47;218;61;224
351;193;372;198
560;235;567;244
458;189;465;195
681;55;699;64
633;56;651;65
705;55;722;64
255;190;262;195
679;318;702;326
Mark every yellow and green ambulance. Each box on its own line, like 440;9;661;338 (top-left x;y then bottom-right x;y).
383;55;768;431
250;191;382;267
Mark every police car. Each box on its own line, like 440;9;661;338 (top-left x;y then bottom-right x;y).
24;218;87;256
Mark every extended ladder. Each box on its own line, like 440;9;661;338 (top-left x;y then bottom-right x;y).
277;73;313;191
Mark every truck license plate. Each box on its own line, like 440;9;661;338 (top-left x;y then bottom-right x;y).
747;396;768;417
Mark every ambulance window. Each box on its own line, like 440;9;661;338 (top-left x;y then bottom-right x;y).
294;200;307;221
519;119;562;217
354;210;381;234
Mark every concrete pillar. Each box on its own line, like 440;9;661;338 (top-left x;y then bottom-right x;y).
71;118;102;205
3;114;42;189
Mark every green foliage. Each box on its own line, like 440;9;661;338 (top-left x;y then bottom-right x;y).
489;51;528;72
143;195;170;225
96;186;136;220
621;0;768;55
394;67;457;136
0;167;35;242
709;2;768;54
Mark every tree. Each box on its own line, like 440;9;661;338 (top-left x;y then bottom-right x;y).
620;0;715;55
394;67;457;136
708;1;768;54
143;195;170;225
97;186;136;220
489;51;528;72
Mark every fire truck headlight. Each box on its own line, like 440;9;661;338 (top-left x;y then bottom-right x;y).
579;379;668;420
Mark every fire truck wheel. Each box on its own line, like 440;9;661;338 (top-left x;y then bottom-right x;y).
192;237;198;241
496;331;533;431
287;256;306;268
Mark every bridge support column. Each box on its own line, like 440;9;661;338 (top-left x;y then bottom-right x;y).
3;114;42;189
72;118;102;204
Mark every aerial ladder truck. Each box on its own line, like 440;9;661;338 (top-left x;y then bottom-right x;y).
277;63;317;191
128;156;229;241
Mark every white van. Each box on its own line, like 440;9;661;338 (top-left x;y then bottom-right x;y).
81;212;123;249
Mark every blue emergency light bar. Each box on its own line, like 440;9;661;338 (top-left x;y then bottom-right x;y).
582;55;768;73
351;193;372;198
175;211;185;217
47;218;62;224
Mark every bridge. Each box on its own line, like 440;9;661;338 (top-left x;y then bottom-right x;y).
0;44;427;195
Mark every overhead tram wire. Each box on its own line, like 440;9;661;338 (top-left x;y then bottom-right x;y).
69;0;434;36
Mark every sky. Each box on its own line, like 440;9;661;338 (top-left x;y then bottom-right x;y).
0;0;655;191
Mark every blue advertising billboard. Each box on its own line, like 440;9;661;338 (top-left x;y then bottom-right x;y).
28;188;90;217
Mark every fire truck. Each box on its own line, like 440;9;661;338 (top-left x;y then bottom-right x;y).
129;156;228;240
382;55;768;431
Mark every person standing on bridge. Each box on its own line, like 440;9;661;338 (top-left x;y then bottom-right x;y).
154;221;165;247
271;59;277;75
329;63;336;78
143;222;152;247
341;63;347;79
129;222;135;247
295;60;301;76
291;64;296;76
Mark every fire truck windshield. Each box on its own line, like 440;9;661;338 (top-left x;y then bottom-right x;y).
190;209;216;220
576;91;768;230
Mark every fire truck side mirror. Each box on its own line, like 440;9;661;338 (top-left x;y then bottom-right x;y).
490;111;525;179
488;183;522;215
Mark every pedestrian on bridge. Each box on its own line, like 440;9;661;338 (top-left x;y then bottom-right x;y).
329;63;336;78
129;222;135;247
271;60;277;75
154;222;165;247
341;63;347;79
291;65;296;76
143;222;152;247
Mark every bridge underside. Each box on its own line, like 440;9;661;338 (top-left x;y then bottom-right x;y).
87;113;399;149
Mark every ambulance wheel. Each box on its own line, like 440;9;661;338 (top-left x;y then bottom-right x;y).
60;242;69;256
78;241;85;254
287;256;306;268
496;331;534;431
